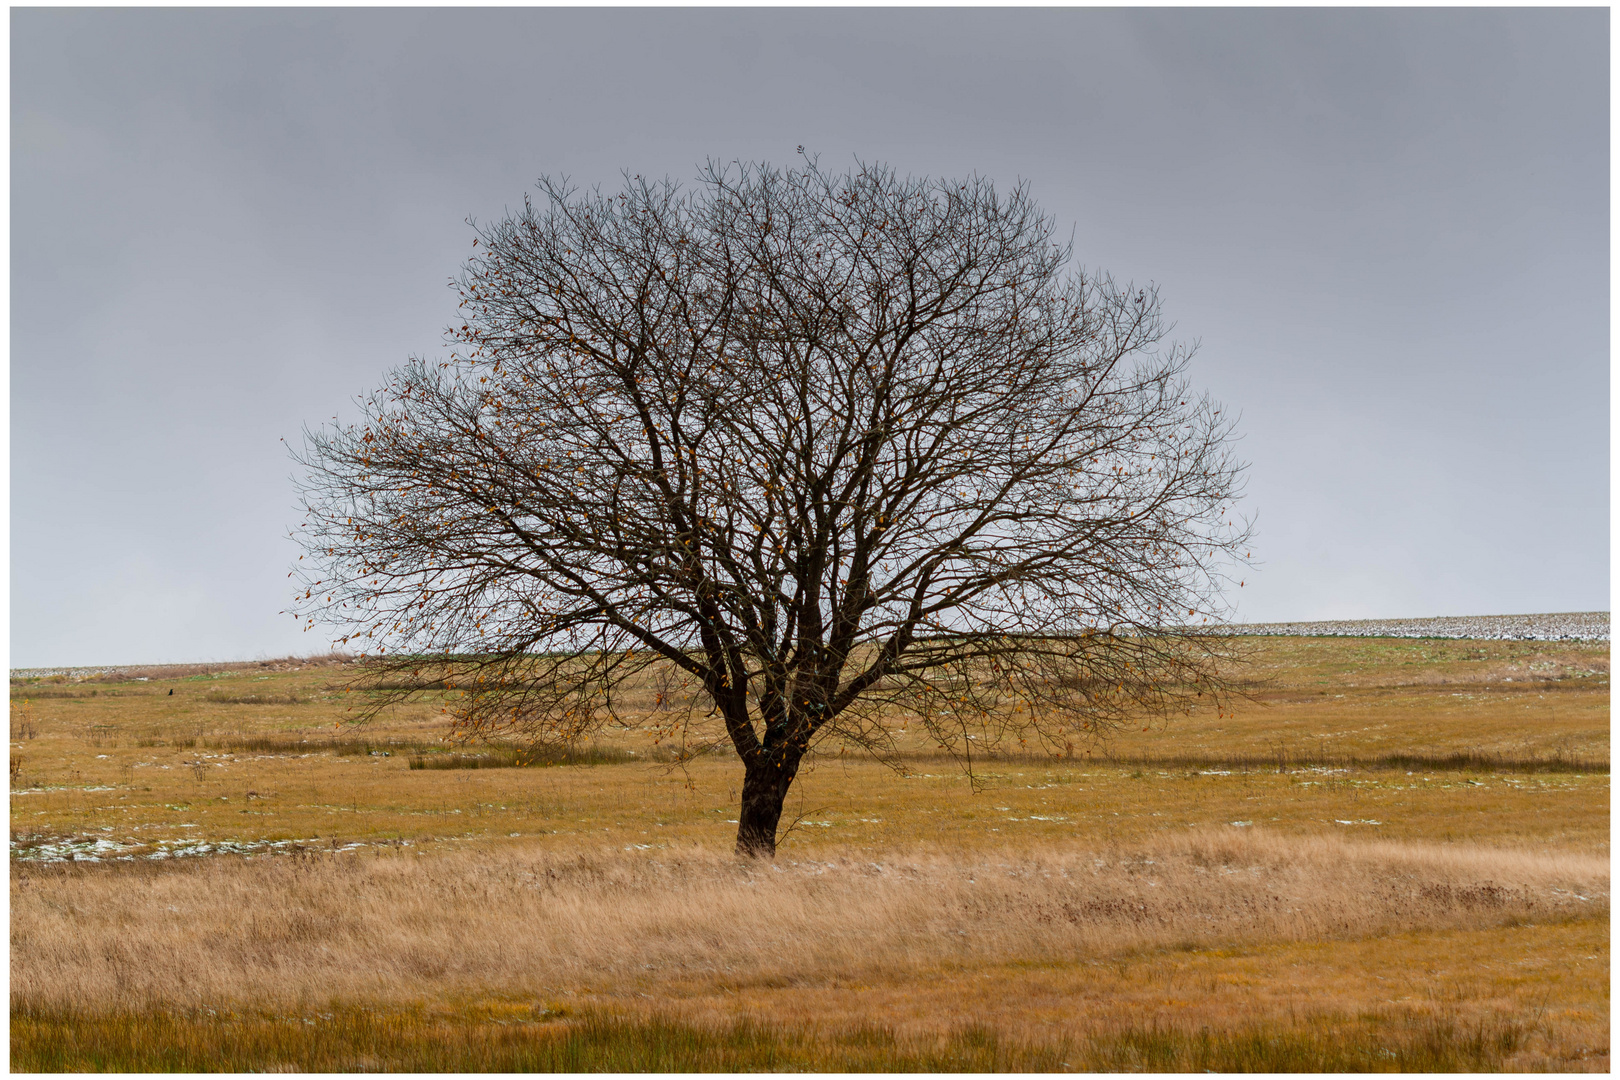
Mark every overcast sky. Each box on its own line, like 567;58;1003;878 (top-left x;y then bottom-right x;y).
11;8;1609;668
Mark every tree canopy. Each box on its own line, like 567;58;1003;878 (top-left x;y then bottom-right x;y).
292;157;1250;856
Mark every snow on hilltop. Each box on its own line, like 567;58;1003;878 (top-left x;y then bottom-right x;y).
1223;612;1608;642
11;615;1608;680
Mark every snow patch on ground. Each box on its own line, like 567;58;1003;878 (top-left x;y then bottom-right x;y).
9;835;393;863
1224;612;1607;642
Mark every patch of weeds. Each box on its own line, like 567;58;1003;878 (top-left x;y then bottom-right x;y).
1099;749;1605;776
407;743;641;770
203;692;307;706
202;736;432;758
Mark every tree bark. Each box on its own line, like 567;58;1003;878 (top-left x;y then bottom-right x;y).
735;756;799;858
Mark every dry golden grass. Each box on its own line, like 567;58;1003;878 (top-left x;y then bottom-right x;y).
12;834;1608;1070
13;829;1606;1012
10;635;1609;1070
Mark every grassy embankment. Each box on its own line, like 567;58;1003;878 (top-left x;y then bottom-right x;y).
10;636;1609;1070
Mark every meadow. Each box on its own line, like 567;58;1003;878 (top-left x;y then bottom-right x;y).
10;635;1609;1071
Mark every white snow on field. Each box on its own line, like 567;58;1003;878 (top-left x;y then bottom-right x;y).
9;835;392;863
1223;612;1608;642
9;665;143;680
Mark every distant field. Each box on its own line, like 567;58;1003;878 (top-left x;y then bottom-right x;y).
10;634;1609;1071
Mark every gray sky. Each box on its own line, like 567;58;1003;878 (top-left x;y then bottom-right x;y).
11;8;1609;667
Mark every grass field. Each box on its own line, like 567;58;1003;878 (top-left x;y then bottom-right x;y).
11;635;1609;1071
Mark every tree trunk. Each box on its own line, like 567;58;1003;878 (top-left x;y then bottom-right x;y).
735;757;798;858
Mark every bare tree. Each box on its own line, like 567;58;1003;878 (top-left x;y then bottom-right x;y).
292;156;1250;857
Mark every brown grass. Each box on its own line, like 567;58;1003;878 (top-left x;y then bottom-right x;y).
13;830;1604;1012
10;634;1608;1070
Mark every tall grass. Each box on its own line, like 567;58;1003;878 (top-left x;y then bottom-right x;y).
9;1001;1537;1072
13;830;1605;1014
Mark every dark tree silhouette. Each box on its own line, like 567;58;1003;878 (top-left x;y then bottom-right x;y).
292;157;1250;857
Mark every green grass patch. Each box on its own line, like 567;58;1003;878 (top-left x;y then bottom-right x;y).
12;1002;1534;1072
